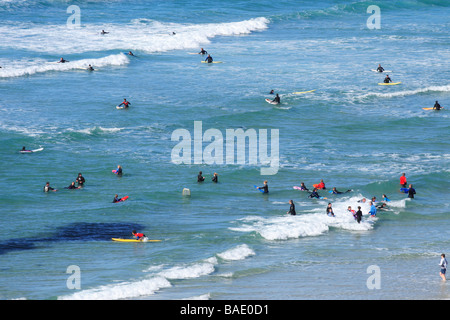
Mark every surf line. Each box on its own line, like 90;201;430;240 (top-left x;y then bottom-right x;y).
171;121;279;175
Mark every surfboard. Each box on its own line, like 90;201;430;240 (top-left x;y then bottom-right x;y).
378;82;401;86
116;106;125;109
201;61;223;64
112;238;161;242
422;107;443;110
400;188;409;193
265;98;279;105
371;69;393;73
114;196;129;203
293;186;308;191
254;185;265;193
20;147;44;153
292;89;316;94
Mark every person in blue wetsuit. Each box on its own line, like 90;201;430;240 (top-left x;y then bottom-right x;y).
369;201;377;217
205;54;213;63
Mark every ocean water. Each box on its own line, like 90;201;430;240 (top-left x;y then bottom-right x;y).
0;0;449;300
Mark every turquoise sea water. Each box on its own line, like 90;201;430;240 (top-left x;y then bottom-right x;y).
0;0;449;300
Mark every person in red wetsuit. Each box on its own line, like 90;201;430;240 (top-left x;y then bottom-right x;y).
118;98;131;108
132;230;146;241
314;179;326;189
400;173;407;187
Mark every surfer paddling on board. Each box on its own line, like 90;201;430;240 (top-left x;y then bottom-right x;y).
132;230;147;241
376;64;385;72
58;57;69;63
199;48;207;55
383;75;392;83
205;54;213;63
118;98;131;109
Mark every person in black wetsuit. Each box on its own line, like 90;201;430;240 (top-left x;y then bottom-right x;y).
66;182;80;189
330;187;352;194
199;48;207;55
356;206;362;223
287;200;296;215
299;182;309;191
212;172;218;183
407;184;416;199
272;94;280;104
308;188;321;199
257;180;269;193
326;203;335;217
433;101;442;110
76;173;85;187
198;171;205;182
377;64;385;72
205;54;213;63
384;75;392;83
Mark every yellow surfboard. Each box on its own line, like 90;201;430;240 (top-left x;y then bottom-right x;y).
292;89;316;94
378;82;401;86
201;61;223;64
112;238;161;242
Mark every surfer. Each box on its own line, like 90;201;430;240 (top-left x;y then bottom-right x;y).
272;94;280;104
205;54;213;63
197;171;205;182
376;64;385;73
347;206;357;219
439;254;447;281
407;184;416;199
199;48;207;55
400;173;407;187
299;182;309;191
100;30;109;35
269;90;274;94
21;146;30;152
114;165;123;176
433;101;442;110
326;203;335;217
127;51;135;56
66;182;80;189
383;75;392;83
287;200;296;215
257;180;269;193
87;64;94;71
382;194;390;202
314;179;326;189
58;58;69;63
113;194;121;203
76;173;85;187
376;203;389;211
369;201;377;217
309;188;321;199
118;98;131;109
132;230;146;241
356;206;362;223
330;187;351;194
212;172;218;183
43;182;57;192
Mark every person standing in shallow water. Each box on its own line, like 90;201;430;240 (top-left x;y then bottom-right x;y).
439;254;447;281
287;200;296;215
